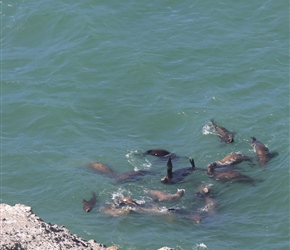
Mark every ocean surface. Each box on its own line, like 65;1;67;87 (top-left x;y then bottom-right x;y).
2;1;289;249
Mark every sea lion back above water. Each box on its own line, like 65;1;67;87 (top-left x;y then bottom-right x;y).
208;153;254;168
210;119;234;143
207;164;256;184
161;157;196;184
146;189;185;202
251;137;277;168
89;162;117;177
145;149;172;157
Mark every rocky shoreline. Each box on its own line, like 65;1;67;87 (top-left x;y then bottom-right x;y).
0;203;173;250
0;203;118;250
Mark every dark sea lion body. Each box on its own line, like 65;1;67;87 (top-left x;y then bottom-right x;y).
251;137;277;168
147;189;185;202
208;153;254;168
89;162;117;177
207;165;255;184
210;119;234;143
145;149;172;157
161;157;196;184
82;192;97;212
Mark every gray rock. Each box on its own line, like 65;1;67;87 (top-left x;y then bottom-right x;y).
0;203;118;250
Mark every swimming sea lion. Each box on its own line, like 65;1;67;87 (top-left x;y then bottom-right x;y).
161;157;196;184
117;196;139;206
196;182;213;197
198;196;217;216
207;164;256;184
89;162;117;177
115;169;156;184
133;203;175;222
170;208;202;224
133;203;170;215
145;149;172;157
82;192;97;212
210;119;234;143
146;189;185;202
187;213;202;224
251;137;278;168
208;153;254;168
99;203;132;217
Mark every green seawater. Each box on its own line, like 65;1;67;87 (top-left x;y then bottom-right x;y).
2;1;289;249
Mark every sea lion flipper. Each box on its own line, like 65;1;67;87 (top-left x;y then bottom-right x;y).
269;151;278;159
166;157;173;177
189;158;195;169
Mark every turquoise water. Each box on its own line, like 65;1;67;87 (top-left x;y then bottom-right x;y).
2;1;289;249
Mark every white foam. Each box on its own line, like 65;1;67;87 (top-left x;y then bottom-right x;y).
202;123;215;135
196;243;207;249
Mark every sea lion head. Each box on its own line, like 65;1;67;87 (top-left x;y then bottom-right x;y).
207;162;217;168
177;189;185;197
82;200;92;212
206;165;214;175
227;135;234;143
161;175;169;184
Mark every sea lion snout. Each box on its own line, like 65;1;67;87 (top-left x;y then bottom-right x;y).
177;189;185;196
207;162;217;168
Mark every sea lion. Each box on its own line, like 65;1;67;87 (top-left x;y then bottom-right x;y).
99;203;132;217
82;192;97;212
133;203;175;222
146;189;185;203
117;196;140;206
161;157;196;184
89;162;117;177
210;119;234;143
251;137;278;168
133;203;170;215
208;153;254;168
170;208;202;224
115;169;156;184
145;149;172;157
196;182;213;197
198;196;217;215
207;164;256;184
187;213;202;224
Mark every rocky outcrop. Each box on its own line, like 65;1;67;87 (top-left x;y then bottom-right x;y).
0;203;117;250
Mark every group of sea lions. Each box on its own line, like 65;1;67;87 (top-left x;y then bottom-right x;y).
82;119;278;224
